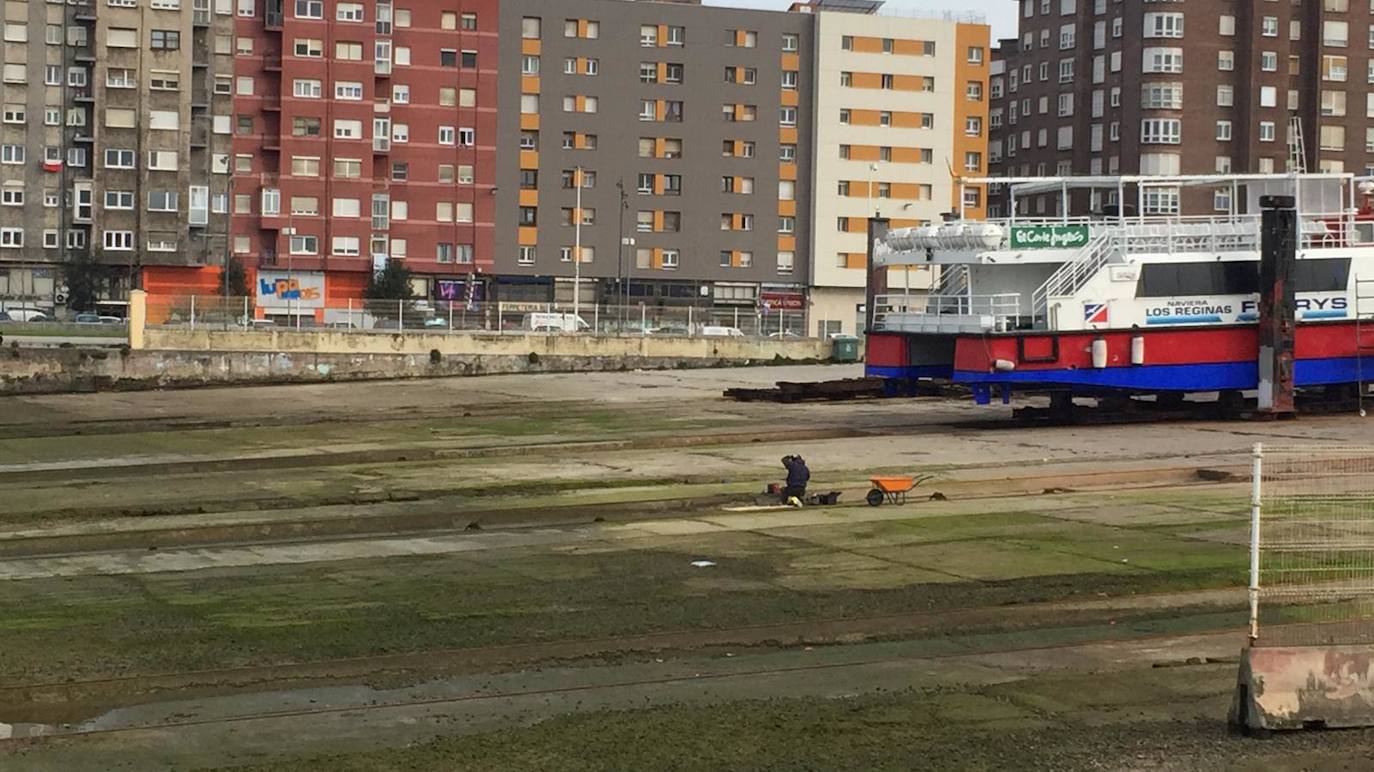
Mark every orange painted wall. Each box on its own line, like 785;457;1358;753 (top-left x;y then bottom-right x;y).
952;23;991;218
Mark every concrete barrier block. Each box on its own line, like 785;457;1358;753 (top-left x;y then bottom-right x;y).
1230;645;1374;732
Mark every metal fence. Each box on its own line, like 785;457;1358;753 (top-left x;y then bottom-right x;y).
146;295;814;338
1251;443;1374;646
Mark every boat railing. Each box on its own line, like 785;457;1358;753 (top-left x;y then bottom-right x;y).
958;212;1374;254
872;292;1023;334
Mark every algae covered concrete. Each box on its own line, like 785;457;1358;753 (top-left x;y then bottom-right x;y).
4;364;1374;769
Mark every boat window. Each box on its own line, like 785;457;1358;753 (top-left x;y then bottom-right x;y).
1136;258;1349;297
1293;258;1350;292
1136;262;1258;297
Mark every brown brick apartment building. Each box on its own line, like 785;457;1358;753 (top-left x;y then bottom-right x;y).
989;0;1374;216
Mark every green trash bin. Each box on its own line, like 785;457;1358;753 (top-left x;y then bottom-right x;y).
831;335;860;363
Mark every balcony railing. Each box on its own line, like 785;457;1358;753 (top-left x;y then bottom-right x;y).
872;292;1024;334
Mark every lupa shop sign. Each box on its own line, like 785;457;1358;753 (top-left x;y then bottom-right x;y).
1009;225;1090;249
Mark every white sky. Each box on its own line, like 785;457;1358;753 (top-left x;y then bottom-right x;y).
702;0;1018;41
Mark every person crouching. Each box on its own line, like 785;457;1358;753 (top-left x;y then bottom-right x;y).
781;455;810;508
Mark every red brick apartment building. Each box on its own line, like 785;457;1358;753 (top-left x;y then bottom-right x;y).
231;0;497;314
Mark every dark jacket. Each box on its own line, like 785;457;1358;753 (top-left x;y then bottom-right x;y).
785;458;810;489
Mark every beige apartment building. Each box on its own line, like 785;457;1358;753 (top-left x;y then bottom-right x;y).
802;2;989;336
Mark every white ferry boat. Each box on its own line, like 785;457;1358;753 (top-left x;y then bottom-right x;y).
865;174;1374;405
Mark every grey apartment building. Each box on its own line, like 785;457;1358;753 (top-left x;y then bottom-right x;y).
0;0;234;308
493;0;814;314
989;0;1374;216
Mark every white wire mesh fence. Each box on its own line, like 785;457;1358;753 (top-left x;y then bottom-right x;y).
1252;443;1374;646
145;296;814;338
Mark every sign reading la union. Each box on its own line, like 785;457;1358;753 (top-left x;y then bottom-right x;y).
1009;225;1090;250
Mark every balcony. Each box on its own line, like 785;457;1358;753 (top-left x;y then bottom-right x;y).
265;11;283;30
71;87;94;103
261;100;282;113
264;55;283;72
373;136;391;153
374;60;392;77
74;50;96;64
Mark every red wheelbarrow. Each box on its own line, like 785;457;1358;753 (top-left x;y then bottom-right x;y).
866;475;934;507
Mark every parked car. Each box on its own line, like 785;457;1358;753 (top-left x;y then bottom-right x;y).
700;326;745;337
652;325;692;337
0;311;10;322
74;313;124;324
3;308;49;322
768;330;803;339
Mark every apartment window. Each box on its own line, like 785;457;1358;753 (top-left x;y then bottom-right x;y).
518;246;536;265
1323;55;1348;81
1145;13;1184;38
335;82;363;100
147;149;177;168
104;231;134;251
1142;82;1183;109
1320;125;1347;151
291;117;321;137
291;156;321;176
334;159;362;178
1326;20;1349;47
335;41;363;61
964;116;982;136
1216;120;1233;141
780;144;796;162
781;107;797;126
148;190;178;212
1141;118;1182;144
1259;121;1276;142
294;79;322;98
289;235;319;255
1143;48;1183;74
150;30;181;50
105;191;136;210
1323;90;1348;116
1216;85;1234;107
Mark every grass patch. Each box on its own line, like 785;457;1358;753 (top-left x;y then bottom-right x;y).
0;528;1245;684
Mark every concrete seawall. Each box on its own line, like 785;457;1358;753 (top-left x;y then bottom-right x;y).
143;328;834;361
0;332;839;395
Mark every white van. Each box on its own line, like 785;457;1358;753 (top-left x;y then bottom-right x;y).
521;312;591;333
700;326;745;337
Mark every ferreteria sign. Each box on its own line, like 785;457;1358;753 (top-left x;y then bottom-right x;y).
1009;224;1091;249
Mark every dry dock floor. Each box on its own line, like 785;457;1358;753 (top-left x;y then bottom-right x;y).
2;365;1373;770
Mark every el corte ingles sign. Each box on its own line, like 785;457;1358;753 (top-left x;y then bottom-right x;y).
1009;225;1090;249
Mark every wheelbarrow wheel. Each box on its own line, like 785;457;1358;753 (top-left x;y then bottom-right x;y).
866;489;885;507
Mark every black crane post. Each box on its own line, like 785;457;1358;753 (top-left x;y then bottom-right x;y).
1257;195;1297;417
